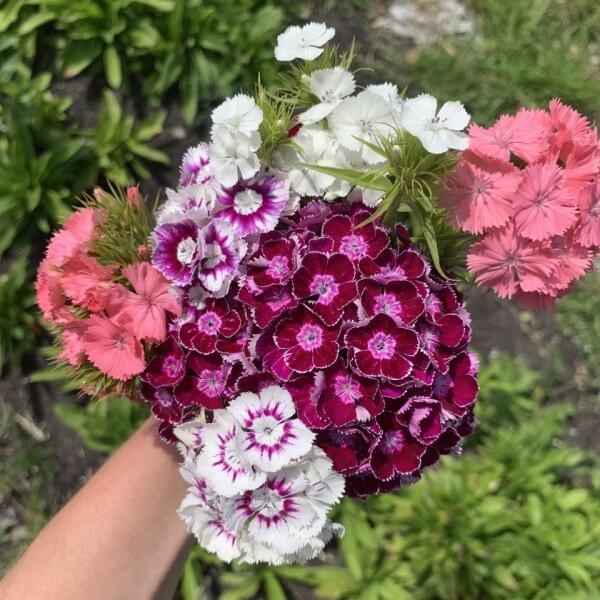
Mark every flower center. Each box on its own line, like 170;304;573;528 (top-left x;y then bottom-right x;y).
367;332;396;359
198;368;225;396
374;293;402;317
266;256;290;280
310;273;339;304
203;242;226;269
340;234;369;260
233;189;263;215
297;323;323;351
332;374;360;404
164;355;182;377
198;311;222;335
381;430;404;455
176;237;197;265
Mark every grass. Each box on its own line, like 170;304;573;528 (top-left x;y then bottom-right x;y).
376;0;600;125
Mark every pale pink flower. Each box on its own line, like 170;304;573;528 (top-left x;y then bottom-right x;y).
117;262;181;342
82;314;145;380
467;224;557;298
443;151;521;233
576;180;600;247
513;163;577;241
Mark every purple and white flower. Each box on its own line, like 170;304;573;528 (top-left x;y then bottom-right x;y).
198;219;247;296
215;175;289;236
156;184;216;226
152;220;203;286
228;386;315;471
179;143;214;188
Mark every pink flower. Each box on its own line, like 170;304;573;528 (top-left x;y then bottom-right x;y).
36;257;67;323
274;307;339;373
115;262;182;342
345;314;418;380
443;151;521;234
59;320;88;366
576;180;600;247
60;253;117;312
292;252;358;325
45;208;103;267
468;109;547;164
467;224;557;298
548;99;597;158
82;314;145;380
513;163;576;241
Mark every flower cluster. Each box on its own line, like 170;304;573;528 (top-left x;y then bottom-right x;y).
443;100;600;308
142;202;477;502
174;385;345;564
36;188;180;382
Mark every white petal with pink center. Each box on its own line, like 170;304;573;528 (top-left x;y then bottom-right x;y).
228;386;316;472
197;411;266;497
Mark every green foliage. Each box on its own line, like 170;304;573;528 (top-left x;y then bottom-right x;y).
378;0;600;125
175;356;600;599
147;0;286;124
0;255;39;375
91;90;169;186
0;74;96;255
557;267;600;391
53;396;149;455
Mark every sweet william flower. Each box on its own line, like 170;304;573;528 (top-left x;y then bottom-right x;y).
215;175;289;236
576;180;600;247
211;94;263;137
300;67;356;125
329;90;396;163
209;126;260;187
274;22;335;62
399;93;470;154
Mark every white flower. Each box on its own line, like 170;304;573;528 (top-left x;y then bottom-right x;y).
174;418;204;450
197;411;267;497
211;94;263;137
156;184;216;226
342;148;388;208
328;90;395;163
175;386;346;565
209;126;261;187
280;127;348;197
299;67;355;124
274;22;335;61
398;93;470;154
228;386;315;472
366;82;403;117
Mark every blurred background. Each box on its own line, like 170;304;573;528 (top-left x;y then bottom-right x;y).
1;1;600;597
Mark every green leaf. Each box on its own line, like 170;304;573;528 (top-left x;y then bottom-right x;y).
62;39;103;78
180;556;201;600
301;163;392;192
263;572;286;600
104;46;122;89
134;110;166;142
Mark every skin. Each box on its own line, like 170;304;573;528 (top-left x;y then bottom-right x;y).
0;419;192;600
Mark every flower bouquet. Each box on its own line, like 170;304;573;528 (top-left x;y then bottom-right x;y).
37;21;600;565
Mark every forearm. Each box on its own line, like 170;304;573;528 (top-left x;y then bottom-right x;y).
0;418;191;600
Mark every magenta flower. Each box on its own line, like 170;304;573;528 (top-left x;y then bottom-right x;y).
245;235;300;289
396;396;443;445
318;360;383;426
175;352;231;409
370;413;426;480
345;314;418;380
215;175;289;236
275;307;340;373
359;279;425;325
152;220;203;286
292;252;357;325
141;336;187;388
239;284;299;329
322;212;388;261
179;299;244;354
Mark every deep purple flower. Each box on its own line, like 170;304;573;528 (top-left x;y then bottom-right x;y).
245;235;300;289
293;252;357;325
345;314;418;380
215;175;289;236
152;220;203;286
396;396;443;445
239;284;299;329
141;336;187;388
359;279;425;324
275;307;340;373
322;212;388;261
